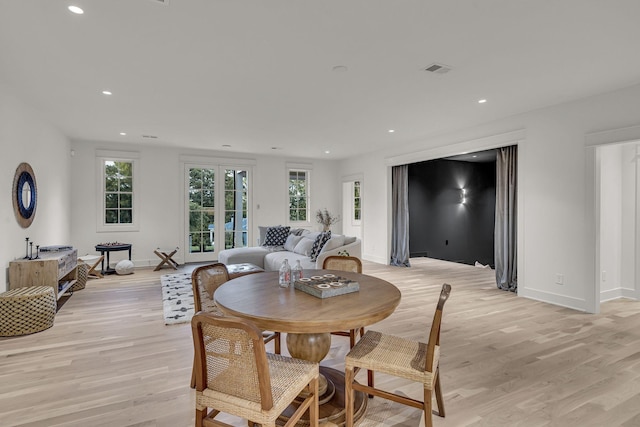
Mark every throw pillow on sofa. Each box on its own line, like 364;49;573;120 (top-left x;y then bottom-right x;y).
310;231;331;262
258;226;271;245
293;236;315;256
284;234;303;252
263;226;291;246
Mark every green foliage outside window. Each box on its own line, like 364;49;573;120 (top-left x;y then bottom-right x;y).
187;168;249;252
104;160;133;224
189;168;216;253
289;170;308;222
354;181;361;221
224;169;248;249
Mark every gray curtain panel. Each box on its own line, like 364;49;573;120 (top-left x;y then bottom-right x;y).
390;165;411;267
495;145;517;291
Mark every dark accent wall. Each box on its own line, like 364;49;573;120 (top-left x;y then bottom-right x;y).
408;158;496;267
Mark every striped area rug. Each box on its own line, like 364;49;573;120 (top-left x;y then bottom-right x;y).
161;273;195;325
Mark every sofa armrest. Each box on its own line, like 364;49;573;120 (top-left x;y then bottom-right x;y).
314;239;362;269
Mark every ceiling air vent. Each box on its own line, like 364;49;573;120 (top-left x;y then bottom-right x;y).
142;135;158;139
424;63;452;74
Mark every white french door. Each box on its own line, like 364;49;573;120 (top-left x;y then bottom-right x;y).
184;164;251;263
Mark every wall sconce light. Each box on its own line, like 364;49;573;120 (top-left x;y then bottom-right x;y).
460;188;467;204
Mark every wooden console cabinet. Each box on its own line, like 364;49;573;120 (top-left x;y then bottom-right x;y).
9;249;78;300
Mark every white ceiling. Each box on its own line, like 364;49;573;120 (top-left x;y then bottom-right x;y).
1;0;640;159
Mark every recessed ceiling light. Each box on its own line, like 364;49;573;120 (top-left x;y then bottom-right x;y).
472;155;477;158
68;5;84;14
478;99;487;104
325;150;330;154
102;90;112;95
119;132;126;136
388;129;395;133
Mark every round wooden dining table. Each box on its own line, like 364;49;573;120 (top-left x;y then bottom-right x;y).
215;269;401;426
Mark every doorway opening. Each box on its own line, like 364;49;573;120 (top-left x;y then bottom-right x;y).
596;142;639;304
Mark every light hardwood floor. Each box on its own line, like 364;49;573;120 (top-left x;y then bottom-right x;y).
2;258;640;426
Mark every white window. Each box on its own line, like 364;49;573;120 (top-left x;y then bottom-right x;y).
353;180;362;223
288;169;310;223
96;150;139;232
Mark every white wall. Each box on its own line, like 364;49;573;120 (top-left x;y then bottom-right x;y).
340;82;640;312
69;140;342;268
599;144;622;299
621;144;639;298
1;85;72;292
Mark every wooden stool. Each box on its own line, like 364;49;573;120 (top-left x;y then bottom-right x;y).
0;286;56;336
78;255;104;279
154;247;179;271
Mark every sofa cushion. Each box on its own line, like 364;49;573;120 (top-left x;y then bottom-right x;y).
310;231;331;262
293;236;315;256
284;234;303;252
218;246;270;268
263;226;290;246
264;251;315;271
320;234;345;254
343;236;357;245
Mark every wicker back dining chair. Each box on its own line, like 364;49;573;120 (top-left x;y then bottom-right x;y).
344;283;452;427
190;263;281;389
191;262;229;315
322;256;365;348
191;313;319;427
322;255;373;391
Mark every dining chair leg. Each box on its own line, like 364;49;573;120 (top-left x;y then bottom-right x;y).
434;368;445;417
424;388;433;427
349;329;356;348
195;407;206;427
275;332;281;354
190;351;197;389
345;367;355;427
309;376;319;427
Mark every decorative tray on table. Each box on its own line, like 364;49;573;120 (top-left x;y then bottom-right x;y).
293;274;359;299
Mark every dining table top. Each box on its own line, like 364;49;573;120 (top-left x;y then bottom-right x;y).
214;269;402;334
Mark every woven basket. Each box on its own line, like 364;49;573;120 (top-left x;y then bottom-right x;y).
0;286;56;336
70;262;88;291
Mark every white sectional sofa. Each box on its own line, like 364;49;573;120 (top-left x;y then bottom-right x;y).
217;227;362;271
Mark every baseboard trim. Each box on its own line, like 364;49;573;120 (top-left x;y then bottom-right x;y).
519;287;588;312
362;253;388;265
601;287;638;302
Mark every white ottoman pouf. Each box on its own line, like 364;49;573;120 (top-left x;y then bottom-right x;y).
115;259;135;275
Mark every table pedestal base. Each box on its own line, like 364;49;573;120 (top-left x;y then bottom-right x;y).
278;366;367;426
